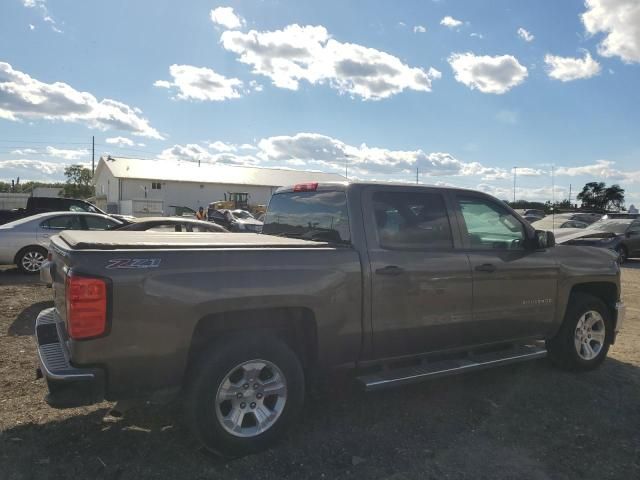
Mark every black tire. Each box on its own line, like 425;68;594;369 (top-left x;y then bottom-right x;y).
546;292;612;371
184;332;305;457
616;245;628;264
16;246;47;274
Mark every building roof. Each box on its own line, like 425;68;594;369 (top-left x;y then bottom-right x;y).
95;157;345;187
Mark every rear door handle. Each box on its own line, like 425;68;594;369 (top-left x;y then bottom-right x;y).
474;263;496;273
375;265;405;276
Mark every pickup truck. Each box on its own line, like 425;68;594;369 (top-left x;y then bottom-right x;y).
0;196;129;225
35;181;625;456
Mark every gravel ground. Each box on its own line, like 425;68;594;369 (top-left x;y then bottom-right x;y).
1;263;639;480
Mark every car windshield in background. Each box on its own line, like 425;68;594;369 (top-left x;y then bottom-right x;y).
232;210;253;219
262;191;350;243
588;219;632;234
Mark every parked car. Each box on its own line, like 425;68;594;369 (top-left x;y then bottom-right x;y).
559;218;640;264
34;181;625;456
523;209;545;219
0;196;130;225
116;217;227;233
532;213;601;231
224;209;263;232
601;213;640;220
0;211;121;273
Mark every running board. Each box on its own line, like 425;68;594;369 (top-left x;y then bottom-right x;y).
357;344;547;392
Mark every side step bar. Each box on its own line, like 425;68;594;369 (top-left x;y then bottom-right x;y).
357;344;547;392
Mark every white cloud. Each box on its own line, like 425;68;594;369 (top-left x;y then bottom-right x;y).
256;132;508;179
413;25;427;33
155;132;508;180
29;24;35;31
440;16;463;28
209;141;237;152
555;159;620;178
517;27;534;42
106;136;135;147
544;51;601;81
0;62;162;138
210;6;245;30
11;148;38;155
22;0;60;33
448;52;528;94
220;24;441;100
46;146;89;160
470;32;484;39
154;64;244;101
0;159;67;178
582;0;640;63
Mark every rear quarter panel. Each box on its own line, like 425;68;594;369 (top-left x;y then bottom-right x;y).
59;245;362;397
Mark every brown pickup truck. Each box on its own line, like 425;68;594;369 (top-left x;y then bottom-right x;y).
35;182;625;456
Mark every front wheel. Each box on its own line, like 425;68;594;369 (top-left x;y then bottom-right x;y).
184;333;304;457
546;293;612;371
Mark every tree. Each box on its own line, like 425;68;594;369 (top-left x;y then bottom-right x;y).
576;182;625;212
63;165;94;199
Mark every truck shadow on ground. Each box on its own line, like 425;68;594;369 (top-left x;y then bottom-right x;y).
7;300;54;336
2;357;639;480
0;267;42;286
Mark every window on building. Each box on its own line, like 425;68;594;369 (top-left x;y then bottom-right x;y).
151;182;162;190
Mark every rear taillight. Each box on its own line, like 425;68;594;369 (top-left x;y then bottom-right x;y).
293;182;318;192
65;275;108;339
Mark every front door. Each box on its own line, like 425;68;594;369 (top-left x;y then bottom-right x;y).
364;187;473;359
626;220;640;256
453;194;559;342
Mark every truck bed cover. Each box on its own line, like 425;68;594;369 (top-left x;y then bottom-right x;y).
57;231;330;250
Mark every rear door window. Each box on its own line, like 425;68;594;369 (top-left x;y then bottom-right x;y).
83;216;120;230
372;191;453;250
40;215;83;230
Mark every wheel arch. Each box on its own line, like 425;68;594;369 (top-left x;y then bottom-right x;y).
568;282;619;332
185;307;318;383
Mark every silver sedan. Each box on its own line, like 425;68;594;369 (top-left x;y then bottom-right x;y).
0;211;121;274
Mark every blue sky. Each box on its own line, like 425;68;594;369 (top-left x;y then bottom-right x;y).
1;0;639;207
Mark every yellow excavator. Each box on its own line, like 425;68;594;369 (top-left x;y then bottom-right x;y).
208;192;266;216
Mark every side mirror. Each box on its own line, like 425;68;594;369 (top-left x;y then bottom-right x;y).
535;230;555;249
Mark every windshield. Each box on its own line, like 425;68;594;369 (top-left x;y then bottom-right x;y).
263;191;350;243
232;210;254;220
587;219;631;234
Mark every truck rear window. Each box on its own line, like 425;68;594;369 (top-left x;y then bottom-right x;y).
262;191;350;244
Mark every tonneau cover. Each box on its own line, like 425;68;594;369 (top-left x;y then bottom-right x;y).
57;231;330;250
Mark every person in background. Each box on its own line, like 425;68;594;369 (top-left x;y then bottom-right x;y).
196;206;206;220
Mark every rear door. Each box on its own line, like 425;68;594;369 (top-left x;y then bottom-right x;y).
452;193;559;342
363;186;473;358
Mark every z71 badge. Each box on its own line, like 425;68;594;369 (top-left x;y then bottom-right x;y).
106;258;161;269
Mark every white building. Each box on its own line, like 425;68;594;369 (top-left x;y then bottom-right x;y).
93;156;345;216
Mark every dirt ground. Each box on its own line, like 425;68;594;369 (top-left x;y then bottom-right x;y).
1;263;639;480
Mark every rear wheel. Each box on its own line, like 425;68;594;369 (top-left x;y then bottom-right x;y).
546;293;612;371
16;246;47;274
184;332;304;457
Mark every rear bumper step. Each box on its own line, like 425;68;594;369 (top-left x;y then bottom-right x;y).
357;344;547;392
35;308;105;408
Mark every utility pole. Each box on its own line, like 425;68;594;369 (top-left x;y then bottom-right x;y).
91;135;95;176
568;183;572;207
344;155;348;180
416;167;419;185
512;166;518;203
